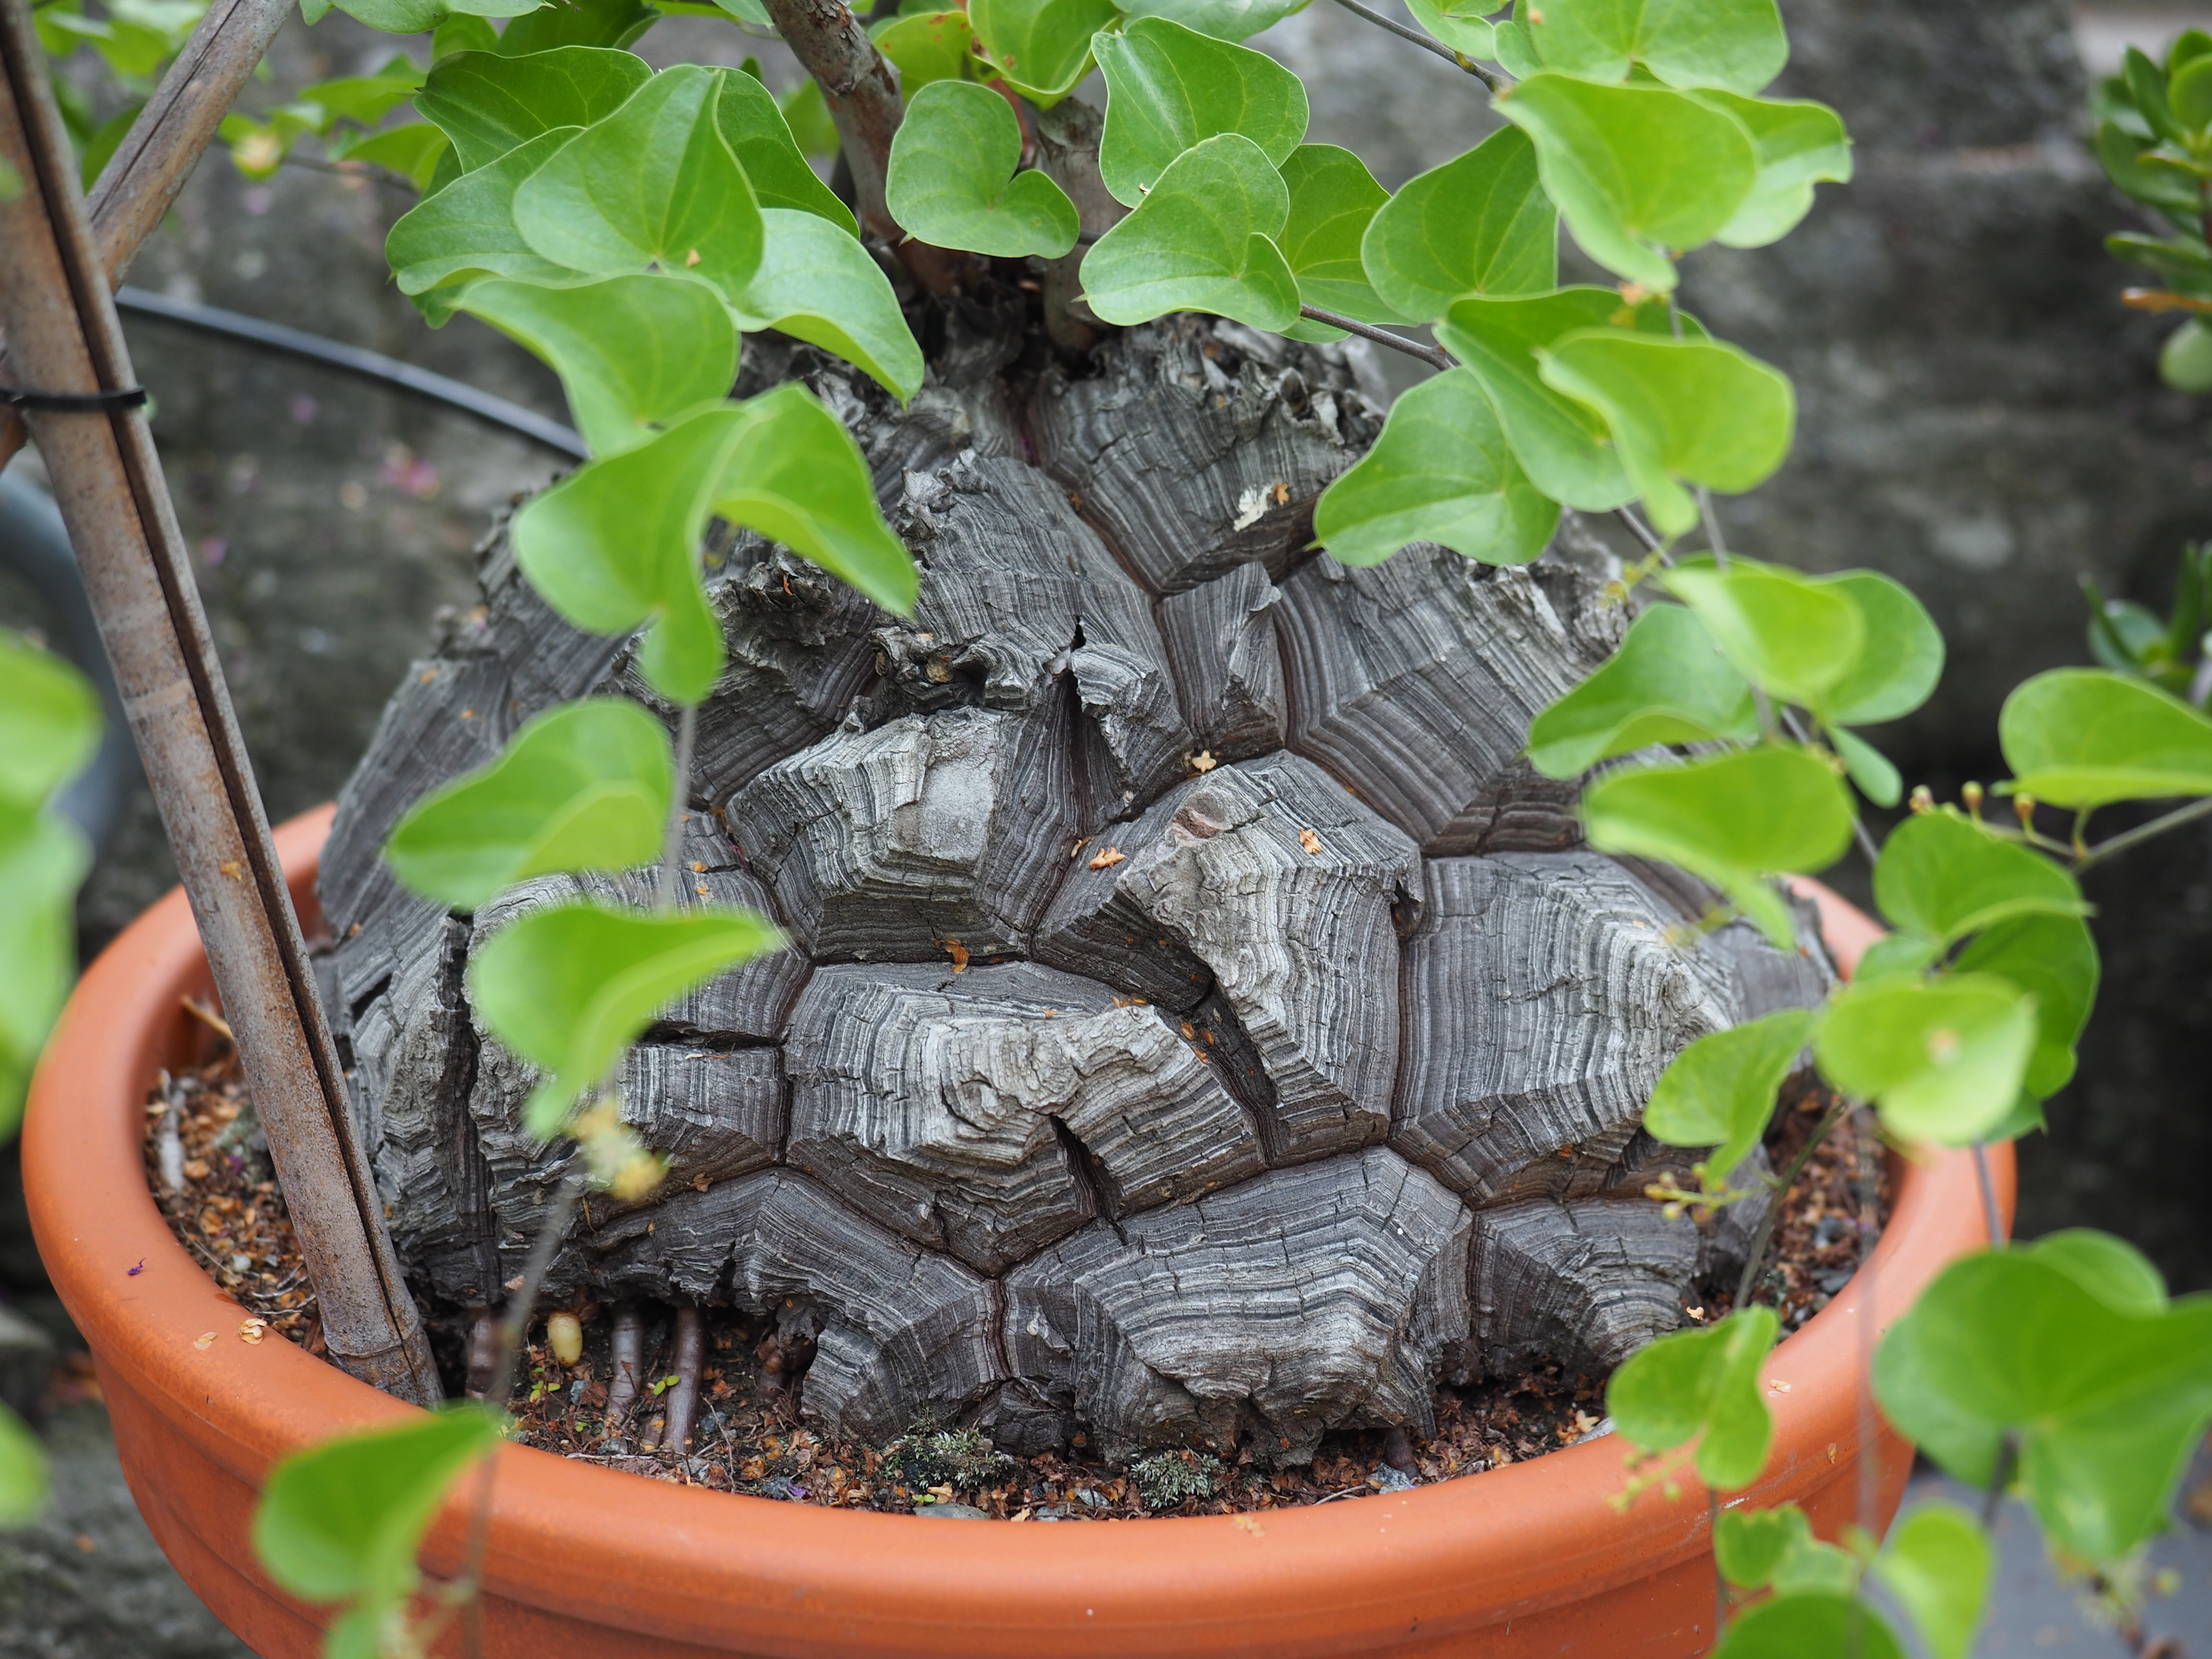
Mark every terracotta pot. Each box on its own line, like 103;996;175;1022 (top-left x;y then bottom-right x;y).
26;810;2011;1658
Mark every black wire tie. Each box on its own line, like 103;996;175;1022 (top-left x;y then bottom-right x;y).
0;384;148;413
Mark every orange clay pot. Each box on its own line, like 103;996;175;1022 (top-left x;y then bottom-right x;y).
25;809;2012;1659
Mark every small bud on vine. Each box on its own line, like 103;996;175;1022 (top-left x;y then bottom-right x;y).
1909;784;1935;814
1962;781;1984;818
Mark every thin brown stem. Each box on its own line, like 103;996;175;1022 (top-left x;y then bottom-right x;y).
1980;1432;2017;1528
1734;1094;1851;1312
756;0;903;244
1779;707;1882;872
2075;793;2212;870
1323;0;1501;88
1612;504;1667;558
644;1305;705;1455
1852;1116;1881;1564
1298;303;1455;370
1972;1142;2006;1250
657;702;697;911
604;1303;646;1433
457;1169;584;1659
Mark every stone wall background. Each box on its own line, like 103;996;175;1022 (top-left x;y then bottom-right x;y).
2;2;2209;1649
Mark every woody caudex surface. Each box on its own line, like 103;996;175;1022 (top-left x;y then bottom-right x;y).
322;305;1831;1466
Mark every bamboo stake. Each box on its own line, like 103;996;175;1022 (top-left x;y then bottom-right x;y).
0;0;290;470
0;0;442;1406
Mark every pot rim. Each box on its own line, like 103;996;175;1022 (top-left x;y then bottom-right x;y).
24;808;2011;1657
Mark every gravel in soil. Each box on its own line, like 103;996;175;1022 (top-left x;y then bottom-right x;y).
143;1050;1887;1520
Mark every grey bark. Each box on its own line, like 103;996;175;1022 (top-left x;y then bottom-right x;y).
1277;542;1624;855
1005;1149;1471;1466
327;317;1829;1455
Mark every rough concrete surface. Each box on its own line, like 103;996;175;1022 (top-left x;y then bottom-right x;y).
0;1405;251;1659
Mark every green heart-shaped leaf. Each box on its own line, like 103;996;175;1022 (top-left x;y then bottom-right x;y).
337;0;541;34
886;79;1080;257
1687;90;1851;247
415;45;650;171
1998;668;2212;807
778;76;839;159
1822;570;1942;727
299;57;428;127
1526;0;1787;95
1815;973;2038;1146
1715;1504;1859;1596
1870;1503;1991;1659
511;407;742;703
430;11;501;55
1581;744;1855;946
0;632;99;814
1439;287;1668;510
471;900;785;1133
707;383;919;614
1643;1007;1815;1188
514;65;765;301
0;1404;46;1527
725;208;925;400
1360;127;1556;324
1119;0;1312;42
495;0;659;53
1537;330;1793;537
1606;1306;1779;1489
385;698;673;910
1496;72;1756;291
1711;1592;1907;1659
1275;144;1400;324
1874;1239;2212;1561
256;1408;499;1615
871;8;976;89
1952;913;2097;1102
1312;367;1558;566
386;126;586;316
0;812;91;1142
1526;602;1757;778
512;391;913;700
1661;557;1862;712
1080;132;1301;332
969;0;1121;100
2033;1228;2172;1315
1403;0;1492;59
1094;15;1308;206
712;66;858;235
328;122;452;190
454;274;737;454
1874;812;2088;948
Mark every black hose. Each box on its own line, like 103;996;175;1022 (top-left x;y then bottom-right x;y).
1;291;585;853
114;286;589;460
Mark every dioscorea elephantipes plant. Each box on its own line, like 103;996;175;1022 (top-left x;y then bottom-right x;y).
34;0;2194;1652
